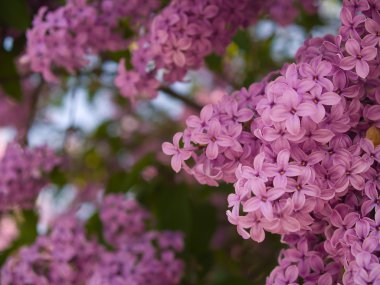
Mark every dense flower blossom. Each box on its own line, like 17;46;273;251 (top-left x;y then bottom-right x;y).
0;143;61;210
100;193;151;246
24;0;160;82
1;194;184;285
115;0;318;101
164;1;380;284
1;217;99;285
0;90;31;131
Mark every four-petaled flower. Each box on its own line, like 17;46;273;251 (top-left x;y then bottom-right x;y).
340;39;377;78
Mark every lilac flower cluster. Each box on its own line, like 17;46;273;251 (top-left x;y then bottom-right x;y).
0;143;61;210
94;194;184;285
0;90;30;130
1;217;99;285
24;0;159;82
1;194;184;285
115;0;317;101
89;231;184;285
164;1;380;283
99;193;151;247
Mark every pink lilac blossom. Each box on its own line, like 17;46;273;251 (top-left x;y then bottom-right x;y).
163;1;380;284
24;0;160;82
0;217;99;285
100;193;151;247
115;0;318;101
0;90;31;131
1;194;184;285
0;143;61;210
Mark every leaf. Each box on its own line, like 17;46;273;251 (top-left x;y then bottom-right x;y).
0;49;23;101
366;126;380;147
106;153;156;194
85;212;113;250
0;210;38;265
233;30;251;52
187;202;217;254
154;183;192;234
205;54;223;73
0;0;31;30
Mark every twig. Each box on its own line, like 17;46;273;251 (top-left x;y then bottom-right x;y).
159;86;202;111
19;81;44;146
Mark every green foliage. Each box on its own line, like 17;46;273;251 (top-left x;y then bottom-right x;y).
0;49;23;100
0;210;38;265
0;0;31;30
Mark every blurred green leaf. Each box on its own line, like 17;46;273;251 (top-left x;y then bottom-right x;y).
85;212;113;250
205;54;223;73
49;168;68;187
296;8;324;32
0;0;31;30
155;183;192;234
0;49;23;100
0;210;38;265
106;153;156;194
233;30;251;52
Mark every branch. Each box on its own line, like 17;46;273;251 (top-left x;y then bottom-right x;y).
19;81;44;146
159;86;202;111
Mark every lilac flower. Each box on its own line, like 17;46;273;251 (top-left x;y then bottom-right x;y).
237;153;269;189
237;211;266;242
337;156;370;190
115;60;140;100
268;200;301;233
287;175;321;206
274;265;299;285
266;150;303;187
160;2;380;284
339;7;366;40
270;89;310;135
361;138;380;164
162;132;192;173
243;183;285;220
192;120;235;160
186;104;214;131
0;143;61;210
299;87;341;123
363;18;380;47
298;59;334;92
340;39;377;78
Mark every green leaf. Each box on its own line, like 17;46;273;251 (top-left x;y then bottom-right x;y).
0;49;23;101
154;183;192;234
0;0;31;30
233;30;251;52
205;54;223;73
0;210;38;265
49;168;68;187
106;153;156;194
187;202;217;254
85;212;113;249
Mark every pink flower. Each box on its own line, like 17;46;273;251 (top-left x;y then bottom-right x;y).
186;104;214;131
339;7;366;40
163;36;192;67
270;89;310;135
266;150;303;187
298;59;334;92
192;120;235;160
363;18;380;46
340;39;377;78
162;132;192;173
237;212;265;242
299;87;341;123
243;182;285;220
